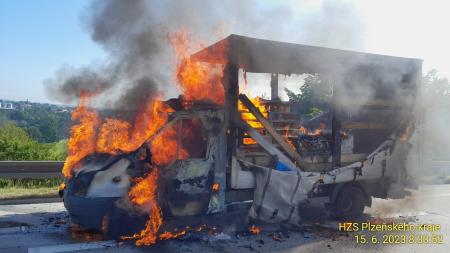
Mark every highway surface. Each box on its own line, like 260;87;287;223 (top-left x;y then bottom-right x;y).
0;185;449;253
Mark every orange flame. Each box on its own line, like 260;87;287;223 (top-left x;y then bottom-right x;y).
150;123;188;167
238;96;268;128
249;225;261;234
128;168;162;246
400;126;410;142
70;224;104;242
169;31;227;104
125;121;189;246
96;100;174;154
124;32;228;246
62;95;100;177
299;123;326;137
284;125;296;150
238;96;268;145
62;97;174;178
158;230;187;240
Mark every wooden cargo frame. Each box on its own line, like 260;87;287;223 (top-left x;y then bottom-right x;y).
192;34;423;174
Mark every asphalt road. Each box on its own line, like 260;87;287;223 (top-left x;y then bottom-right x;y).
1;185;450;253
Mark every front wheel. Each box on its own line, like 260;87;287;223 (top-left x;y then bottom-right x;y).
333;186;366;220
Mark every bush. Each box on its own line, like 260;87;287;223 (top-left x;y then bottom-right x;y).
0;123;67;160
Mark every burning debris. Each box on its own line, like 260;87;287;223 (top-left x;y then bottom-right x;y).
249;225;261;235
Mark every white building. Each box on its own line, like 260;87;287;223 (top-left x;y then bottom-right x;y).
0;102;15;110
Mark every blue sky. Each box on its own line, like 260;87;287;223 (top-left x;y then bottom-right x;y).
1;0;449;103
0;0;104;103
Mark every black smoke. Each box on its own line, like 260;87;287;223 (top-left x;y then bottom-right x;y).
45;0;366;110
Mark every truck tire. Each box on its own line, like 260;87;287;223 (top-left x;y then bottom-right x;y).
333;186;365;220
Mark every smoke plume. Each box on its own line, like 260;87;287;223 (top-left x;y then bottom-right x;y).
44;0;366;110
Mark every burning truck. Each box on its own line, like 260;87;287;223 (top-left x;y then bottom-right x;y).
60;35;423;245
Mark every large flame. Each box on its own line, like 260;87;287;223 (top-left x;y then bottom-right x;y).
63;31;227;177
96;101;172;154
124;32;226;246
63;94;189;246
150;123;188;166
169;31;227;104
62;95;100;177
63;30;229;246
62;97;173;178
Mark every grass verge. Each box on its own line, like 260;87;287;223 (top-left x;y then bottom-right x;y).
0;178;62;200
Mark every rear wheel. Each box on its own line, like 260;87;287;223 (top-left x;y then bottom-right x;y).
333;186;366;220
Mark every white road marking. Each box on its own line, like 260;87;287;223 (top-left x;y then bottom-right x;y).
27;240;117;253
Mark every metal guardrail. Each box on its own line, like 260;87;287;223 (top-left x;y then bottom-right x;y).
0;160;449;179
0;161;64;178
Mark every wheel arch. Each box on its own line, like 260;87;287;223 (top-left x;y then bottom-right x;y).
330;181;372;208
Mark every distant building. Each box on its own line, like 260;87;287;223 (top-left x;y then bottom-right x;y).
0;102;15;110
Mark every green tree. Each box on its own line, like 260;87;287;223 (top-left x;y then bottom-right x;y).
285;73;332;117
46;139;68;160
4;105;71;143
0;123;48;160
0;112;7;127
0;122;68;161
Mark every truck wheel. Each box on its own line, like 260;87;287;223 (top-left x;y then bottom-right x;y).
333;186;365;220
